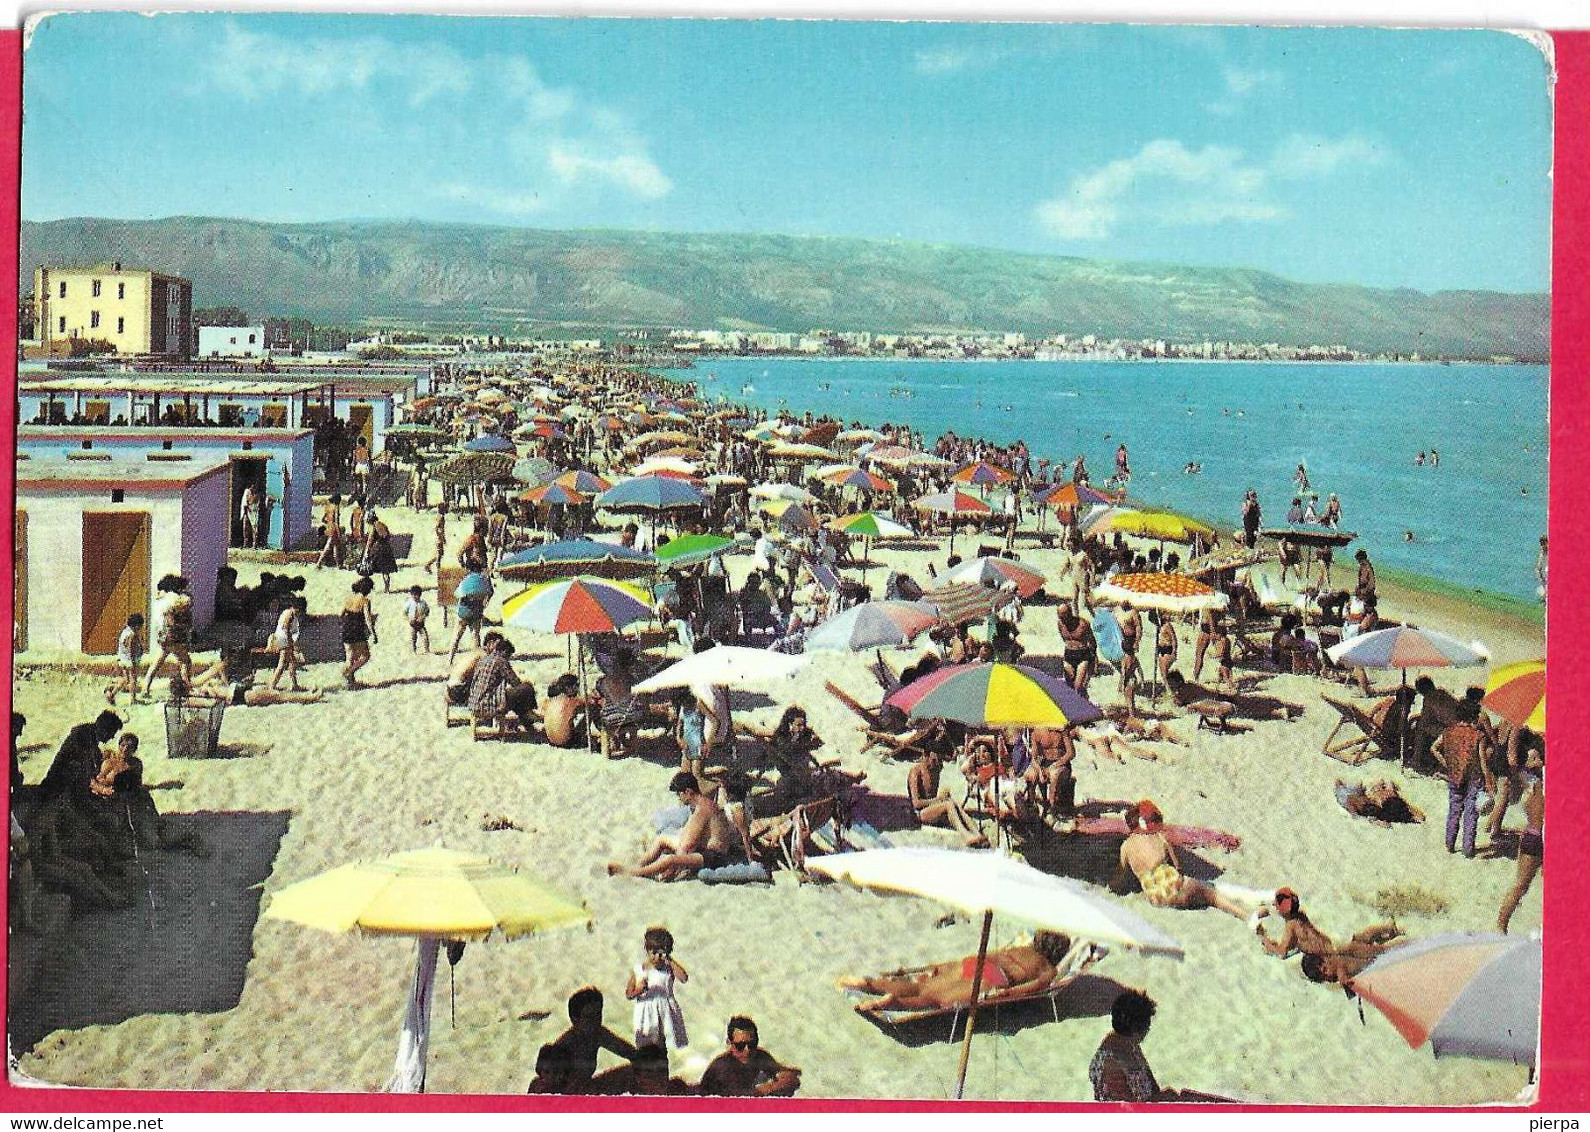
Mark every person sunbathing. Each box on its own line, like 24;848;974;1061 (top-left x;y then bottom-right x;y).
1336;779;1424;825
607;772;743;881
907;747;988;847
1254;888;1404;984
1077;718;1180;763
1117;800;1252;919
1165;670;1304;723
961;736;1035;825
840;931;1072;1012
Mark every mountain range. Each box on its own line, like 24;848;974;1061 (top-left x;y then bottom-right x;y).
19;217;1550;359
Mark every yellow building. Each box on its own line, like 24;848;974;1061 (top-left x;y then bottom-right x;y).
33;263;192;357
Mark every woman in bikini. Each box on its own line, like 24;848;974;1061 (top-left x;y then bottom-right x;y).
315;493;344;570
1256;888;1404;984
340;577;378;688
1497;758;1544;934
840;931;1072;1013
1154;613;1178;690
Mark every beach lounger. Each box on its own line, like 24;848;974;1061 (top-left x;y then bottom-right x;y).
840;937;1107;1039
825;681;937;760
1320;695;1402;765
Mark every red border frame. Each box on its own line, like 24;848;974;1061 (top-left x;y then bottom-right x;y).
0;25;1584;1114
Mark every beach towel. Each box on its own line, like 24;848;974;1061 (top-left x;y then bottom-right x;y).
1072;816;1241;852
1092;609;1124;667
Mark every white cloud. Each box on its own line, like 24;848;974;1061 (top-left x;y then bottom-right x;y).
200;22;672;209
547;141;673;199
1204;64;1283;116
1034;133;1383;241
913;46;1007;75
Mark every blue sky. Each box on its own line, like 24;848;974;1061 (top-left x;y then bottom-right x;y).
20;15;1553;292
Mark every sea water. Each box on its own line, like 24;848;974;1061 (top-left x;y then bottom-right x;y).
665;358;1549;604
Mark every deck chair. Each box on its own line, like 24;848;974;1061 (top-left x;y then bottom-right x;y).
1321;695;1402;765
753;796;841;874
825;681;938;760
839;937;1107;1040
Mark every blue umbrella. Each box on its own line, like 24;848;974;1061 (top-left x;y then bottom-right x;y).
456;571;494;600
465;434;517;454
498;539;655;582
597;475;706;512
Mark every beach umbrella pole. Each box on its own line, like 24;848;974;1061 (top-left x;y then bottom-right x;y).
954;909;995;1100
384;936;441;1094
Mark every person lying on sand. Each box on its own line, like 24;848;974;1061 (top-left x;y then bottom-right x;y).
608;772;744;881
839;930;1072;1012
1165;670;1305;722
1335;780;1424;825
1254;887;1404;985
1116;800;1252;919
907;747;988;847
1075;720;1178;763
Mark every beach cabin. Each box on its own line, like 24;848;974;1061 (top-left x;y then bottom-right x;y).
13;460;230;656
16;426;316;550
16;374;331;431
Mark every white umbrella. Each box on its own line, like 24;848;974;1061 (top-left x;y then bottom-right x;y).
751;482;817;503
808;848;1183;1099
632;644;808;693
631;457;699;477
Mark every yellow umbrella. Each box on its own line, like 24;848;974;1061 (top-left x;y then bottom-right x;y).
266;846;589;1092
1483;659;1545;733
1083;505;1214;545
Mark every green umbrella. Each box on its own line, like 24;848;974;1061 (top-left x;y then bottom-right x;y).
653;533;744;571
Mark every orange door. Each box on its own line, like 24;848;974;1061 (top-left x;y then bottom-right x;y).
81;512;150;654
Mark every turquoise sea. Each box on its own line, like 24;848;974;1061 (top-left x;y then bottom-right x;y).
662;358;1550;604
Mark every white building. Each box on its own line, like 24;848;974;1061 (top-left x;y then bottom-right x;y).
198;325;267;358
14;459;231;655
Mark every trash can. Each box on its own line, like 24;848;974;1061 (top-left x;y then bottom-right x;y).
164;700;226;759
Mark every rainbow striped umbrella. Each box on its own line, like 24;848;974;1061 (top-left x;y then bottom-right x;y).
1325;626;1488;681
501;577;654;635
1035;481;1115;510
913;489;991;516
820;467;895;493
951;460;1016;486
887;662;1102;729
554;469;612;494
517;482;585;506
1483;660;1545;733
828;511;913;539
1352;933;1540;1066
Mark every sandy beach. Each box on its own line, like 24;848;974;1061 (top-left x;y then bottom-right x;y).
10;487;1544;1104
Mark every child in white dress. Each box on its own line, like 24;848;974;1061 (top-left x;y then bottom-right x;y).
625;926;689;1051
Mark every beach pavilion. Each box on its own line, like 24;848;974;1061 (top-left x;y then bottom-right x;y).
17;425;316;550
13;458;231;655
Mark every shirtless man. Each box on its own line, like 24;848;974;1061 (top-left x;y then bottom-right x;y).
446;631;502;711
1027;726;1077;818
907;748;988;847
1118;800;1250;919
540;674;587;749
1116;604;1143;714
1055;601;1097;695
608;772;741;880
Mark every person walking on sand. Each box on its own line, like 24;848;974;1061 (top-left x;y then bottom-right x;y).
625;926;689;1053
315;493;344;570
1432;699;1487;858
105;613;144;706
432;501;450;576
1354;549;1377;604
1241;490;1261;549
267;596;307;691
404;585;431;654
340;577;378;689
142;575;194;696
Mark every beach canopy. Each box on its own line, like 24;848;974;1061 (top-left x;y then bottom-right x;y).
913;490;992;516
633;645;807;694
951;460;1017;486
944;556;1046;599
828;511;914;539
554;469;612;494
1325;626;1489;674
1094;572;1229;614
1352;933;1540;1066
919;583;1014;626
653;533;744;570
464;434;517;454
805;600;941;653
807;847;1182;1100
496;539;654;583
1084;506;1213;544
265;845;589;1094
501;576;654;635
888;661;1104;729
598;475;707;512
1483;659;1545;733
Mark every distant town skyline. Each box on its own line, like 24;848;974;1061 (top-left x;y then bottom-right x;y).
21;15;1553;294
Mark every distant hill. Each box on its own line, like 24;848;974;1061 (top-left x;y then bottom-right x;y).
19;217;1550;358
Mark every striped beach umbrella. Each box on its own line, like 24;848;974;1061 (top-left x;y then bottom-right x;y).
501;577;654;635
1352;933;1540;1066
886;661;1103;730
496;539;655;583
914;490;992;516
1034;481;1115;510
951;460;1016;487
768;441;839;463
1483;660;1545;733
1083;506;1214;545
597;475;707;512
751;482;816;503
554;469;612;494
805;601;941;653
944;556;1046;598
828;512;914;539
919;583;1014;626
517;482;585;507
1093;572;1229;615
1325;626;1489;684
819;467;894;494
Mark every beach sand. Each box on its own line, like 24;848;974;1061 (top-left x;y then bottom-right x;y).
9;505;1544;1103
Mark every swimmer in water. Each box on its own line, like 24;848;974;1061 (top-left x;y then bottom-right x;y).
1404;530;1415;543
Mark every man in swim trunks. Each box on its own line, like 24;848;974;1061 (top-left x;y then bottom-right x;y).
607;772;742;880
1116;604;1144;714
1028;725;1077;818
907;748;988;847
1119;800;1251;919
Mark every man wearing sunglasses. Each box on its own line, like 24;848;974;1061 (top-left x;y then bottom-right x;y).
697;1016;801;1097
